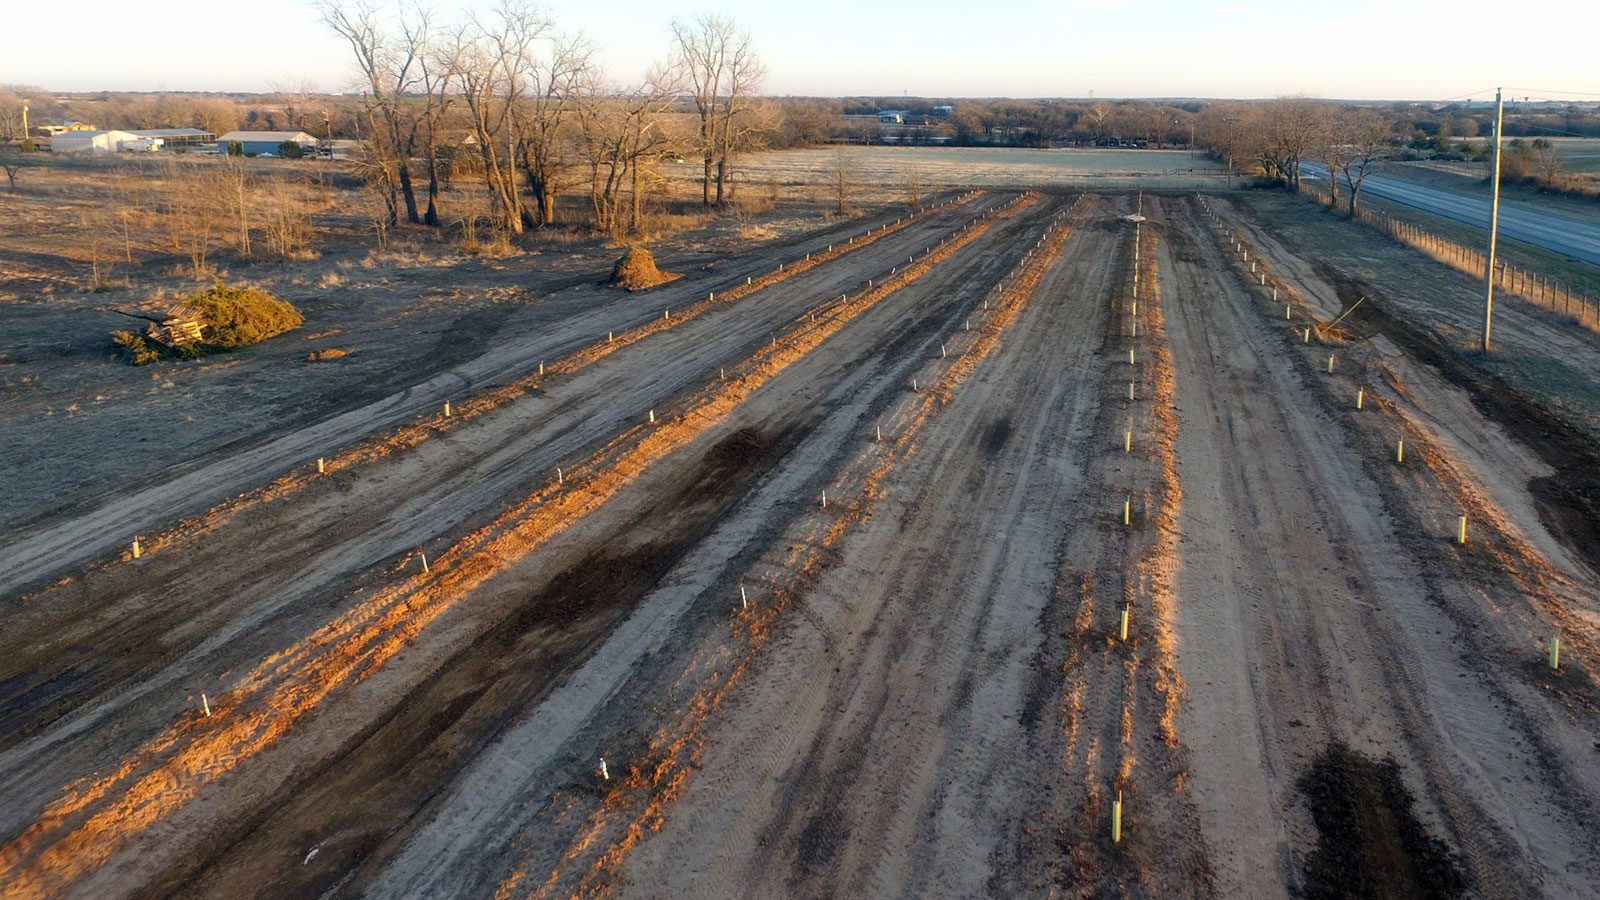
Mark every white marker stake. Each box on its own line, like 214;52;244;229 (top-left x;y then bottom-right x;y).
1125;429;1132;453
1131;320;1137;338
444;401;451;417
1129;348;1135;366
1550;635;1561;670
1273;287;1278;302
966;318;971;331
1327;355;1335;373
1357;388;1365;409
1304;327;1310;343
1129;381;1135;401
912;378;918;392
664;308;669;320
1458;515;1468;545
941;343;947;358
539;361;545;376
1112;792;1123;843
317;457;325;475
202;693;211;717
649;409;656;424
608;331;613;343
720;367;726;380
1123;499;1131;527
600;757;610;780
420;551;429;574
821;491;827;509
1286;305;1291;320
876;423;882;442
1397;438;1405;464
131;538;141;560
1120;607;1130;641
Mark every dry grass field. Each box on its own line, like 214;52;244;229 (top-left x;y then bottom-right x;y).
3;149;1600;898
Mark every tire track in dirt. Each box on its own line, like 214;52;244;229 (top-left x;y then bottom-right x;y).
1172;194;1599;896
0;194;1002;779
1221;211;1600;892
994;204;1212;897
451;195;1075;900
336;196;1063;900
163;196;1060;900
0;194;1036;900
0;192;987;601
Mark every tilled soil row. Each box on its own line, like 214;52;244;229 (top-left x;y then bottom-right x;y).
1176;194;1598;895
0;195;1037;900
4;192;990;601
0;194;1008;777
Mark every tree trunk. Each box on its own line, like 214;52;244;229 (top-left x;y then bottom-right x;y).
398;163;421;225
540;188;556;226
423;150;441;227
702;151;714;206
630;160;643;235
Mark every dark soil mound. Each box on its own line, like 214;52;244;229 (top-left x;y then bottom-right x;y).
609;246;680;292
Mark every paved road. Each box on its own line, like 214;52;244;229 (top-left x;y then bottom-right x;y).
1300;162;1600;268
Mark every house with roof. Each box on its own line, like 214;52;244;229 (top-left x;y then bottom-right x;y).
216;130;318;156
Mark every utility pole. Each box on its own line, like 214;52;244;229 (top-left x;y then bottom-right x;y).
1482;87;1504;352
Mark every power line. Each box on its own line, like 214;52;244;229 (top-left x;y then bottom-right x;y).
1504;86;1600;100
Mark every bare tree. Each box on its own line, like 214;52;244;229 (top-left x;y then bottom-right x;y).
318;0;426;225
1529;137;1564;187
270;78;322;135
451;1;548;237
0;150;25;192
671;14;765;207
215;157;252;255
513;29;592;227
830;150;860;215
576;62;681;237
414;32;458;226
1260;97;1323;191
906;170;923;212
1332;112;1393;218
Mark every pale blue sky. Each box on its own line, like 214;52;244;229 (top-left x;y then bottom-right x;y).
5;0;1594;99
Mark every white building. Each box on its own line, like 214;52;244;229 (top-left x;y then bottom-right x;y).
50;130;162;153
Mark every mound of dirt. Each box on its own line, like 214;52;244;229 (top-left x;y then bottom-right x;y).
1297;742;1466;898
609;246;681;292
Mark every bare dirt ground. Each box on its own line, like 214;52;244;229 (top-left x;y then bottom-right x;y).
4;177;1600;899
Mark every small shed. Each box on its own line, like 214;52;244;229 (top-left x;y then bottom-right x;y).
217;130;318;157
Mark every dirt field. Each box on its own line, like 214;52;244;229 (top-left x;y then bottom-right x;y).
4;168;1600;898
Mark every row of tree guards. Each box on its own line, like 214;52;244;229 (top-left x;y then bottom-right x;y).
118;190;976;600
1109;211;1146;845
1212;201;1566;675
1297;180;1599;333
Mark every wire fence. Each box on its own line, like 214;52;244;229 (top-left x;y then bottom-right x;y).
1299;182;1600;331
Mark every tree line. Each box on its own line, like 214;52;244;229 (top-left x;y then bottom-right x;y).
315;0;767;242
